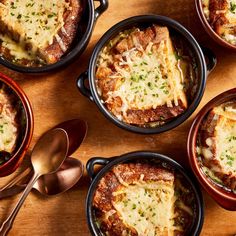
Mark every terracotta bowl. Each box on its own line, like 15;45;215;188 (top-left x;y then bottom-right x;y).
195;0;236;52
187;88;236;211
0;72;33;177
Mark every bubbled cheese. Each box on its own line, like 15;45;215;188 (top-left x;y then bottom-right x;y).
103;38;186;112
214;105;236;173
0;90;18;153
0;0;70;54
112;181;177;236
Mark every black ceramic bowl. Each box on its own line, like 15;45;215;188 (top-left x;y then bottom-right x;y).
86;151;204;236
0;0;108;73
77;15;217;134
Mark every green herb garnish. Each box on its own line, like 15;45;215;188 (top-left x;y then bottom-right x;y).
230;2;236;14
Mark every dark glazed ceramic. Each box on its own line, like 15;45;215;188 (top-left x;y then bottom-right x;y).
77;15;217;134
0;0;109;73
0;72;33;177
195;0;236;51
86;151;204;236
187;88;236;211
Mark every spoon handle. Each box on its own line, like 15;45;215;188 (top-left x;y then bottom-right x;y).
0;167;32;192
0;172;39;236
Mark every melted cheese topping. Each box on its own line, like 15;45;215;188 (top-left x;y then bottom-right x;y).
0;90;18;153
112;182;176;236
202;0;236;45
223;0;236;44
214;106;236;173
98;31;186;114
0;34;36;61
0;0;69;54
199;103;236;192
202;0;210;18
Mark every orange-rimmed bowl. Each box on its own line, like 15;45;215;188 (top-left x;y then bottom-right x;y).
187;88;236;211
0;72;33;177
195;0;236;52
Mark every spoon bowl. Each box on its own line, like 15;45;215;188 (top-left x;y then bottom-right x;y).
0;157;84;198
31;128;69;175
34;157;83;196
55;119;87;156
0;128;69;235
0;118;87;194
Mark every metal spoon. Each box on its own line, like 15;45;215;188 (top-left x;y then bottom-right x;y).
0;118;87;193
0;128;69;235
0;157;83;198
55;118;87;156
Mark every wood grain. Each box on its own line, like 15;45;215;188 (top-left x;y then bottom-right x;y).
0;0;236;235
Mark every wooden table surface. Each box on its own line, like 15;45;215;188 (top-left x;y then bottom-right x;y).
0;0;236;235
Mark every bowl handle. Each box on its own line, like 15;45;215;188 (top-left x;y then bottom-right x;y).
86;157;111;180
77;71;94;102
201;46;217;75
94;0;109;20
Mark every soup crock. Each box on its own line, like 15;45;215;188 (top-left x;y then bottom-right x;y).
86;151;204;235
0;0;108;73
195;0;236;52
0;72;33;177
187;88;236;210
77;15;217;134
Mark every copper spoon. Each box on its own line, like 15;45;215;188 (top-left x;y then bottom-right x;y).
0;157;83;198
55;118;87;156
0;128;69;235
0;118;87;193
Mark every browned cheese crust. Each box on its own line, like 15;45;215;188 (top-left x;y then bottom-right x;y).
208;0;229;35
93;163;174;236
93;163;196;236
42;0;83;64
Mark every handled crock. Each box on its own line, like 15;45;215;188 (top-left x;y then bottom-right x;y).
86;151;204;236
77;15;216;134
0;0;108;73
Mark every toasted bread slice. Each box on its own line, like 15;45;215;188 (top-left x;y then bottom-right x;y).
0;85;19;154
93;163;175;236
200;101;236;191
93;163;195;236
0;0;82;64
96;25;188;126
206;0;236;45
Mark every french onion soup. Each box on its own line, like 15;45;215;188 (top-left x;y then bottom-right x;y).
0;0;83;67
197;100;236;193
95;25;198;127
0;82;25;166
202;0;236;46
93;162;197;236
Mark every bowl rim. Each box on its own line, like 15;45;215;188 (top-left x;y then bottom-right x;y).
187;88;236;210
0;72;34;176
195;0;236;51
86;151;204;236
0;0;96;73
87;14;207;134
